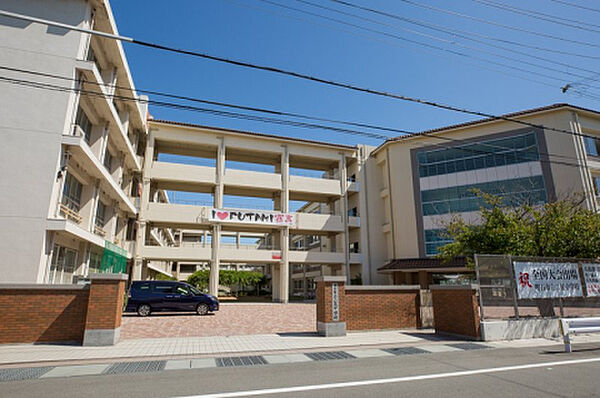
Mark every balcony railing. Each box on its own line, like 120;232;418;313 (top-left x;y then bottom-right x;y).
94;225;107;237
59;203;82;224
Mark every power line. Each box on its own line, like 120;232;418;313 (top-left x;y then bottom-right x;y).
549;0;600;14
0;73;592;171
291;0;600;85
398;0;600;49
0;65;409;136
327;0;600;68
228;0;577;91
0;75;391;141
472;0;600;32
0;8;597;144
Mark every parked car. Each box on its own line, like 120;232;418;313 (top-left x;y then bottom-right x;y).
126;281;219;317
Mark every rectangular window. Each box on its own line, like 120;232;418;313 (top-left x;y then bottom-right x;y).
424;229;453;256
347;207;358;217
62;172;83;212
95;201;107;228
49;245;78;284
417;132;540;178
593;176;600;197
421;176;547;216
103;149;112;171
126;218;137;240
349;242;359;253
585;136;600;157
75;107;92;143
88;250;102;275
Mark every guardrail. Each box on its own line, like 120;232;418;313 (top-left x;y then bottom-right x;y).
560;317;600;352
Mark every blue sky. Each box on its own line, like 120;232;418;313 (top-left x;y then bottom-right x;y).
110;0;600;207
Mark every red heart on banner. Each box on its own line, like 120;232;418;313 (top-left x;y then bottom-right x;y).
216;211;229;220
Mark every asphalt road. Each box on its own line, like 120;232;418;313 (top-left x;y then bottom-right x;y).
2;343;600;398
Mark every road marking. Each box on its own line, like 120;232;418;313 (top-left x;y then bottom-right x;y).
171;356;600;398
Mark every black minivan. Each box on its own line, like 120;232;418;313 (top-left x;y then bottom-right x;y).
125;281;219;317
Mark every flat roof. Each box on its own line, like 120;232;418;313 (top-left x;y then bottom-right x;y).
372;103;600;156
149;119;358;151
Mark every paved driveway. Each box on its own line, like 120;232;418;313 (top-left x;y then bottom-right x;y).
121;303;316;339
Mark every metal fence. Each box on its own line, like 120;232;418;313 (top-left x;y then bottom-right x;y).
475;254;600;320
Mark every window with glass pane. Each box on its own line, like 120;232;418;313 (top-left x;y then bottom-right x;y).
421;176;547;216
417;132;540;178
62;172;82;212
95;201;107;228
103;149;112;171
49;245;78;284
88;250;102;274
75;107;92;143
585;136;600;157
593;176;600;196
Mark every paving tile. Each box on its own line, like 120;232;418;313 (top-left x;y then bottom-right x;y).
190;358;217;368
40;364;110;378
263;355;291;364
347;349;395;358
283;354;312;363
415;344;463;353
165;360;191;370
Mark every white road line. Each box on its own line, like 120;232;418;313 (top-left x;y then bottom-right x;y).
171;357;600;398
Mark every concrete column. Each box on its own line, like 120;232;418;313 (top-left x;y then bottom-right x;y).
236;232;241;249
99;122;110;165
272;265;280;300
203;230;208;247
209;138;225;297
338;154;350;282
215;138;225;208
210;224;221;296
87;180;100;232
132;220;146;280
277;146;290;303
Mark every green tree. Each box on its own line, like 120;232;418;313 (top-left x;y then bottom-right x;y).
186;269;264;295
438;193;600;264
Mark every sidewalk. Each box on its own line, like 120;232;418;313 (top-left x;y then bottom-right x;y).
2;329;599;368
0;329;447;366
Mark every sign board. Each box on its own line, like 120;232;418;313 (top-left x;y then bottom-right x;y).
208;208;296;227
332;283;339;321
583;263;600;297
513;262;583;299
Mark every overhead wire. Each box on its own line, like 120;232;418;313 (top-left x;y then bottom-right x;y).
226;0;575;91
0;72;593;170
0;9;597;147
0;65;410;136
291;0;600;84
262;0;587;85
549;0;600;14
471;0;600;33
397;0;600;49
326;0;600;69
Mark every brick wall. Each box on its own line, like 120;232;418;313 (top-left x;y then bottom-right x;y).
85;279;125;331
345;288;420;331
0;275;126;345
431;286;480;339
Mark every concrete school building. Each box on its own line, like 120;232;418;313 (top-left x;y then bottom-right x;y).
2;0;600;300
0;0;149;283
363;104;600;287
135;120;368;302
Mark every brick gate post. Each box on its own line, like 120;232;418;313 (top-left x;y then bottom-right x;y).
315;276;346;337
83;273;128;346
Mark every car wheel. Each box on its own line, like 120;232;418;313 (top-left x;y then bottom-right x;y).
137;304;151;317
196;303;209;315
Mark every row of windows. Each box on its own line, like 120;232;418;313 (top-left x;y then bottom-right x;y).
417;133;540;178
424;229;453;256
421;176;547;216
